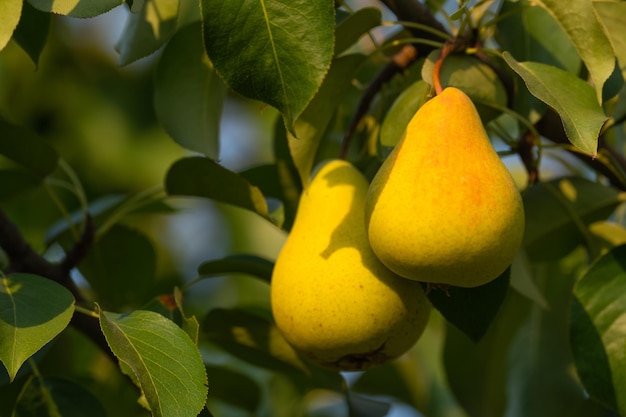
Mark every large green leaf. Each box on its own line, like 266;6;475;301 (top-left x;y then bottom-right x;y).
504;53;608;155
0;0;21;51
506;249;608;417
334;7;381;56
13;376;107;417
0;117;58;179
425;268;511;343
200;0;334;135
522;177;626;262
78;224;156;310
27;0;122;17
13;2;50;67
496;0;580;73
99;308;208;417
380;80;431;149
155;23;225;159
203;307;343;391
0;273;75;381
594;2;626;80
570;244;626;415
165;156;271;222
116;0;180;65
287;53;367;187
422;53;508;123
534;0;616;104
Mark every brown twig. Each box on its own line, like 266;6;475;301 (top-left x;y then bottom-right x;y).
518;130;539;186
0;209;114;361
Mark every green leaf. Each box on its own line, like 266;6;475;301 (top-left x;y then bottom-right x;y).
380;80;431;148
204;365;261;413
424;268;510;342
503;53;608;155
99;308;208;417
570;244;626;414
272;118;302;230
595;1;626;81
165;156;271;222
116;0;179;65
334;7;381;56
78;224;156;310
0;170;40;201
0;117;58;179
496;0;580;74
0;0;21;51
288;53;367;187
443;287;529;417
522;177;626;262
507;249;607;417
0;273;75;381
534;0;617;103
203;307;343;391
422;53;508;123
13;376;107;417
27;0;122;17
155;23;225;158
13;2;50;67
197;254;274;284
200;0;335;134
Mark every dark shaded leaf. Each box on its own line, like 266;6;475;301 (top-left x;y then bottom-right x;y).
570;244;626;415
334;7;381;56
197;254;274;284
424;268;510;342
155;22;225;158
165;156;271;221
0;117;58;179
13;2;50;67
204;364;261;413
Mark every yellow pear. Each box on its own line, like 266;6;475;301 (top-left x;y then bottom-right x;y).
365;87;525;288
271;159;431;371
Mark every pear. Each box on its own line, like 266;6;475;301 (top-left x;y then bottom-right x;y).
365;87;524;288
271;159;431;372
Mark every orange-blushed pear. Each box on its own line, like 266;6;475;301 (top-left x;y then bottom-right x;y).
365;87;525;288
271;160;431;371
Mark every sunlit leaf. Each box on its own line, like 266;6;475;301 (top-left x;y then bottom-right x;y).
533;0;617;103
380;80;431;148
165;156;271;222
200;0;334;135
13;376;106;417
334;7;381;56
99;308;208;417
79;224;156;310
155;23;224;158
570;244;626;415
425;268;510;342
522;177;626;262
504;53;608;155
288;53;367;187
27;0;122;17
116;0;179;65
197;254;274;284
13;2;50;67
594;1;626;81
0;274;74;381
0;0;21;51
0;117;58;179
203;307;343;391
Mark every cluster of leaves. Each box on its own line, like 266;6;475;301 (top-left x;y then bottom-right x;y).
2;0;626;416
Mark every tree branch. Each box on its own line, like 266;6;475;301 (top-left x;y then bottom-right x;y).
0;209;114;361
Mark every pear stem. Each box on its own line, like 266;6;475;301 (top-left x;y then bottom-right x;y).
432;41;456;95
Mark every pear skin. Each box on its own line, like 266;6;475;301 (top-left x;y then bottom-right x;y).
271;160;431;372
365;87;525;288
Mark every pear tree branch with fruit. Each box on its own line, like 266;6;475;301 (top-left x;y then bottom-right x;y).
1;0;626;416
